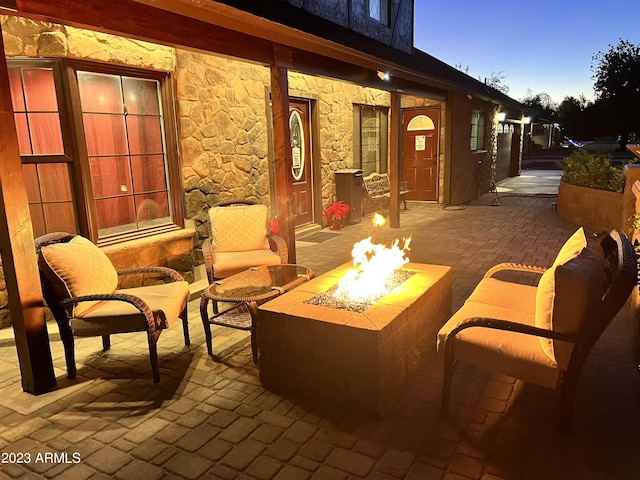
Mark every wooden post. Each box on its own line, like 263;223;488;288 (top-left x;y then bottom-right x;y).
389;91;402;228
0;25;56;393
270;64;296;263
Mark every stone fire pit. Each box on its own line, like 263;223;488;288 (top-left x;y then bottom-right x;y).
257;262;452;417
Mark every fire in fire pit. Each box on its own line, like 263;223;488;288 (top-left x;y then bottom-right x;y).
306;213;413;313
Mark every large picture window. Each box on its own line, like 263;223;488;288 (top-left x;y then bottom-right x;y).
353;105;388;176
8;59;183;243
471;110;486;151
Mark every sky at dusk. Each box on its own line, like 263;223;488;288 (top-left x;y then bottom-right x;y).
413;0;640;105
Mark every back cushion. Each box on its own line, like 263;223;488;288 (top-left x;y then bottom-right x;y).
209;204;270;252
40;236;119;316
535;228;605;369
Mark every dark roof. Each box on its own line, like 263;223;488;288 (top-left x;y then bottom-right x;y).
214;0;524;109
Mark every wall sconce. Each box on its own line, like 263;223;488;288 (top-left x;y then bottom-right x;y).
377;71;390;81
497;112;506;122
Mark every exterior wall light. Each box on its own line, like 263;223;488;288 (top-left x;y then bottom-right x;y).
497;112;506;121
523;116;531;124
377;71;390;81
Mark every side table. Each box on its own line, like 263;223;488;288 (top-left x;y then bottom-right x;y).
200;264;314;363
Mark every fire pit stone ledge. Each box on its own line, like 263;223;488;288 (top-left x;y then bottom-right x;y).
257;262;452;417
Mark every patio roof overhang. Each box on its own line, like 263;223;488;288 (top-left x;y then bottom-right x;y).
0;0;454;99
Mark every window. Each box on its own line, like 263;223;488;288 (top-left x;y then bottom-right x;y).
369;0;390;25
353;105;388;176
8;61;78;237
8;59;183;243
471;110;486;151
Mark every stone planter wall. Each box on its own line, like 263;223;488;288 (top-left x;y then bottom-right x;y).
557;181;624;232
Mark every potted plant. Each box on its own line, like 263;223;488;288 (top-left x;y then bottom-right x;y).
324;201;350;230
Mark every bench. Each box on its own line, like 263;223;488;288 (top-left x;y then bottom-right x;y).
437;228;636;432
362;172;410;212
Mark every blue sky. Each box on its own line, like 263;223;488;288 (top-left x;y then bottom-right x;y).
413;0;640;105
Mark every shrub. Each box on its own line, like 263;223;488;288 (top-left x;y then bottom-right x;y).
558;149;625;193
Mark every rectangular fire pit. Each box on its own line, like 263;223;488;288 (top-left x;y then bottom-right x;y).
257;262;452;417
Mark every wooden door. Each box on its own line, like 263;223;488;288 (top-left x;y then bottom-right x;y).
289;99;313;226
402;109;439;201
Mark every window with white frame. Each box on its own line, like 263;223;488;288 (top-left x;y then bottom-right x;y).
8;58;183;243
470;110;486;151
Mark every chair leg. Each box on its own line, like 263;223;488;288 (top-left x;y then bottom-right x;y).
147;332;160;383
441;356;456;416
181;308;190;346
56;317;77;379
558;373;579;434
102;335;111;350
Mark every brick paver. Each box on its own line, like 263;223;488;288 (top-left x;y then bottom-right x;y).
0;171;639;479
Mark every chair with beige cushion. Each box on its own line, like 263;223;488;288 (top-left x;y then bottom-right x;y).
36;232;190;383
437;228;636;432
203;201;287;282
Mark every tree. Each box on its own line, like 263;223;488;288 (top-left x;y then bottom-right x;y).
486;71;509;95
591;39;640;147
520;90;558;122
558;95;592;140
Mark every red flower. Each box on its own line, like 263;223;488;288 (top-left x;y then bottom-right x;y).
267;217;279;236
324;201;350;220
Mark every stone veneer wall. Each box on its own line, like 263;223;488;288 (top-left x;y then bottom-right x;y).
177;52;273;261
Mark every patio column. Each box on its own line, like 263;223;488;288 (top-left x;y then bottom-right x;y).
270;64;296;263
0;24;56;394
389;91;401;228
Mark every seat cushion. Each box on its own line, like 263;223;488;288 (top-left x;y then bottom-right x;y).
72;281;189;335
209;204;270;252
535;228;605;369
40;235;119;316
213;249;282;278
437;298;562;389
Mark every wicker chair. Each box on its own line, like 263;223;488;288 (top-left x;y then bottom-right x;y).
438;229;637;433
202;201;287;282
36;232;190;383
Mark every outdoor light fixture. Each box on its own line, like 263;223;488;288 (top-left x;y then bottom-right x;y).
377;70;390;81
497;112;506;121
523;116;531;124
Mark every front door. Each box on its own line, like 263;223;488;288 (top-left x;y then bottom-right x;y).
289;99;313;226
402;108;439;201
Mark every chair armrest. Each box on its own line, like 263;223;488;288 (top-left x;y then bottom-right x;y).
59;293;162;333
118;266;184;282
444;316;578;344
442;316;579;371
483;263;547;279
203;238;215;283
269;235;288;264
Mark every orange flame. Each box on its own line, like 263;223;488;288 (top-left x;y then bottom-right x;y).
335;214;411;303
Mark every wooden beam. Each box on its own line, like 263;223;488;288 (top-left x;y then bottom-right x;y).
389;91;401;228
0;25;56;394
0;0;17;9
11;0;274;65
270;64;296;263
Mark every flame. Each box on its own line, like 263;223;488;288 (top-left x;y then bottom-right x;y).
334;214;411;303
